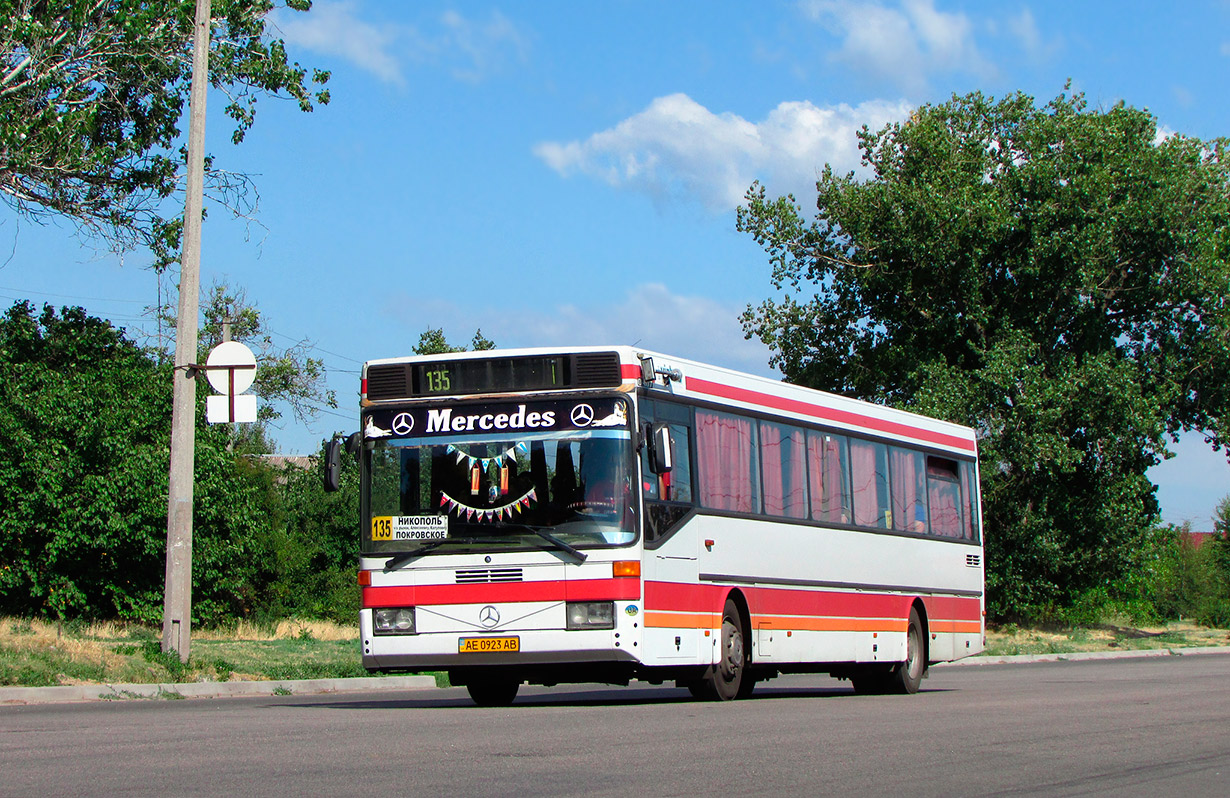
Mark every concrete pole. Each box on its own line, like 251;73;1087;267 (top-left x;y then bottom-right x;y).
162;0;211;663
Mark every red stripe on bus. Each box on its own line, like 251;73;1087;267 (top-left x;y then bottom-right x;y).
621;364;643;380
684;376;977;453
363;577;641;608
645;581;981;622
923;594;984;621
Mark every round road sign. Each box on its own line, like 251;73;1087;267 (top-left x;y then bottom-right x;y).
205;341;257;395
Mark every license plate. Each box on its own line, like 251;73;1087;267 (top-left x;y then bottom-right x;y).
458;636;520;653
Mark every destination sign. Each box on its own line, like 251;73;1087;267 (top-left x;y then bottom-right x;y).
363;397;629;440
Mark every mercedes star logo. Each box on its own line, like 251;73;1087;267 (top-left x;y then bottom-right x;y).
570;403;595;427
391;412;415;435
478;605;500;628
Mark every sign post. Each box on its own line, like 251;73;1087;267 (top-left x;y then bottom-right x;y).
162;0;211;665
202;341;258;424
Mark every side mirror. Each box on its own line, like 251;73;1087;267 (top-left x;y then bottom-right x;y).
323;436;343;492
344;431;361;459
640;356;656;385
648;422;673;475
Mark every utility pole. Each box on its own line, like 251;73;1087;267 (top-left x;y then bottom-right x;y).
163;0;211;663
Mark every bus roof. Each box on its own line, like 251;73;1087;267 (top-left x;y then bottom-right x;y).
363;345;978;457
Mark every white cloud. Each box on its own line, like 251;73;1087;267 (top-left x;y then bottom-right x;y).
380;283;778;378
534;93;912;211
439;9;531;83
1006;8;1042;58
272;3;530;85
800;0;992;94
272;0;403;84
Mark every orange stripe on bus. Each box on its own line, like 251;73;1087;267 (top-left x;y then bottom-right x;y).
927;620;984;634
752;615;908;633
644;611;717;628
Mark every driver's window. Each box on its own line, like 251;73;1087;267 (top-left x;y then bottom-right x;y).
640;400;695;542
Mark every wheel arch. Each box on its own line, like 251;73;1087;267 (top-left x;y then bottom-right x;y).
723;588;752;662
911;597;932;665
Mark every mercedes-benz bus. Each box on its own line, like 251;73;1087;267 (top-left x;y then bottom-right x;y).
327;346;984;705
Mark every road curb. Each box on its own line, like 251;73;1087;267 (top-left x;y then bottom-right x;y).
938;645;1230;667
5;648;1227;705
0;674;438;706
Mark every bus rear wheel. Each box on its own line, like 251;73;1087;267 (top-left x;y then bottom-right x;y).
466;679;519;707
851;606;925;695
889;606;926;694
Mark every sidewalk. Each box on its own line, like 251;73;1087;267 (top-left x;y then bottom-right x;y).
3;646;1227;705
0;674;437;705
937;645;1230;667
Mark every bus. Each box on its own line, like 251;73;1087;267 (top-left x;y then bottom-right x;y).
326;346;984;705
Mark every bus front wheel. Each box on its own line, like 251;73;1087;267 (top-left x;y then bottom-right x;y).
709;598;748;700
466;679;519;707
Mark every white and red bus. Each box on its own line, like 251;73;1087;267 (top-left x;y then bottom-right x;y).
335;346;984;705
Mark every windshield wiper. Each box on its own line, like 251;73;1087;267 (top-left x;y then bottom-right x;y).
486;522;587;563
383;537;481;572
530;528;588;563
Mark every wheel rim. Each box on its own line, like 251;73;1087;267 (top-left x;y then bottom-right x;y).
721;615;743;682
905;622;922;680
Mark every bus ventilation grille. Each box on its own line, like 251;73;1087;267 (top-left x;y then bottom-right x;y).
966;554;981;568
455;568;524;584
366;364;409;401
573;352;622;388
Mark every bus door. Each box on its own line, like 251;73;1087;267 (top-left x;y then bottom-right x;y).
639;399;703;662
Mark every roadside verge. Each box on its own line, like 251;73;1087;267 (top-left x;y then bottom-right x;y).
5;647;1227;705
0;674;436;705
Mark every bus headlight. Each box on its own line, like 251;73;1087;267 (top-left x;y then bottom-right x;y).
566;602;615;630
373;607;416;635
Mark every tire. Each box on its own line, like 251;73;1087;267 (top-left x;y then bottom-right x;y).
466;679;519;707
706;598;747;701
683;679;716;700
850;606;926;695
887;606;926;694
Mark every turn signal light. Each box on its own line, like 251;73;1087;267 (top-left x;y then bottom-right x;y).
613;561;640;577
357;570;372;587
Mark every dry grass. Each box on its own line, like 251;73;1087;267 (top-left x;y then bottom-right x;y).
984;620;1230;656
1;617;363;687
198;619;357;642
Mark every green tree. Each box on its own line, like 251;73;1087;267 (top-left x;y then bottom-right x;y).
151;280;337;431
0;301;283;622
265;439;359;623
738;89;1230;619
413;326;497;356
0;0;329;266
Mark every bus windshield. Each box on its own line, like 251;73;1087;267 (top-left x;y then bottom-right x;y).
364;428;636;555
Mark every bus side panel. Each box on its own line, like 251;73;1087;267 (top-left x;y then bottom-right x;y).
920;594;985;662
695;516;983;666
640;525;716;668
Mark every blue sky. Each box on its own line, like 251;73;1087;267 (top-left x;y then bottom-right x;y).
1;1;1228;528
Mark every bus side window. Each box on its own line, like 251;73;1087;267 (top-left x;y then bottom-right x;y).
850;439;891;529
641;403;695;542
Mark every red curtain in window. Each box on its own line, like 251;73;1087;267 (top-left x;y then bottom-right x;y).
783;427;807;518
928;475;961;537
810;434;848;523
697;411;755;513
850;440;879;527
960;462;975;541
761;422;784;516
807;434;825;521
763;423;806;518
890;448;926;533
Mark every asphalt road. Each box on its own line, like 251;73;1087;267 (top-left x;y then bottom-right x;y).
2;653;1227;797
